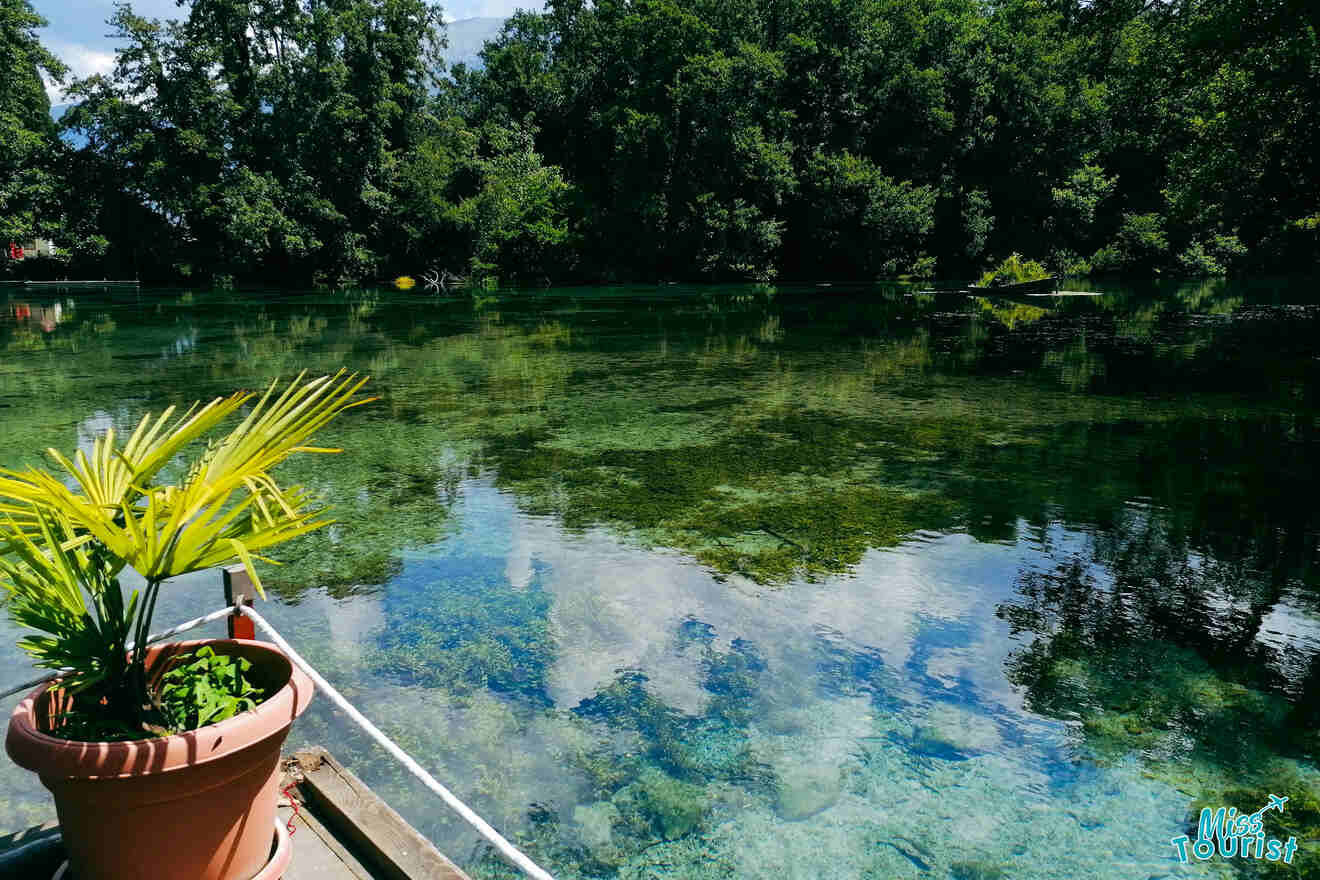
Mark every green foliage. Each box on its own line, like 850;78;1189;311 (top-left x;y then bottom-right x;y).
0;0;66;253
9;0;1319;279
0;513;135;698
56;0;450;282
801;151;936;279
1092;213;1169;275
978;253;1051;287
159;646;265;733
453;123;573;280
1047;249;1092;277
1050;162;1116;258
0;372;370;739
1175;233;1247;277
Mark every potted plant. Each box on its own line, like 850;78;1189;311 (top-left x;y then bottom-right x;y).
1;371;372;880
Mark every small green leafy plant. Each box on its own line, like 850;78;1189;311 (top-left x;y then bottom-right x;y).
978;253;1051;287
0;371;372;741
159;647;266;732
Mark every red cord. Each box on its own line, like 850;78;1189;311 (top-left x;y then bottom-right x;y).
282;785;300;836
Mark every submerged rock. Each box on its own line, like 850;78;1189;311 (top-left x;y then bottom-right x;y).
573;800;622;863
614;767;709;840
774;763;842;821
910;702;1002;759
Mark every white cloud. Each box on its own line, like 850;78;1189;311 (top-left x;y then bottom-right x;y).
487;486;1032;718
43;39;116;103
445;0;542;20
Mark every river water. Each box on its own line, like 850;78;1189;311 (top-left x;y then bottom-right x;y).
1;280;1317;878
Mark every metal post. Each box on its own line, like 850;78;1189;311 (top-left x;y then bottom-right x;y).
222;565;257;640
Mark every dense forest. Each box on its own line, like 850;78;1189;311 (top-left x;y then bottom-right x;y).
2;0;1318;284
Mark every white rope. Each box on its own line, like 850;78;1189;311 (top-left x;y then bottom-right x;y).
238;604;557;880
0;606;237;701
1;601;556;880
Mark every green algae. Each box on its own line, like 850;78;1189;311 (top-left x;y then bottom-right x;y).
2;283;1320;880
1194;773;1320;879
951;860;1009;880
370;560;555;700
5;282;1305;595
1000;532;1320;880
480;415;963;584
613;766;709;840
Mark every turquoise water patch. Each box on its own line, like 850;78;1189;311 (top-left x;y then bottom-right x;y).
1;284;1318;879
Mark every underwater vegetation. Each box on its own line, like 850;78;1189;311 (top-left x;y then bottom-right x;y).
481;415;963;585
998;509;1320;880
2;285;1320;879
370;556;555;700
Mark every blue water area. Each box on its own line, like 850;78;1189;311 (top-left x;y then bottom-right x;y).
1;281;1319;879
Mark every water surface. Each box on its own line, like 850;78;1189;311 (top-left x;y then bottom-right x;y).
1;280;1318;878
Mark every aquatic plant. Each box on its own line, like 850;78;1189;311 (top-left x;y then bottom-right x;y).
999;530;1320;880
613;766;709;840
950;860;1008;880
370;556;555;700
978;253;1051;287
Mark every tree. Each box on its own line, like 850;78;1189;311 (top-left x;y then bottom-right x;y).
61;0;447;283
0;0;66;249
452;122;573;281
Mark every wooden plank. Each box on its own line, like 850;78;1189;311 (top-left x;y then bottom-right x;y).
290;747;473;880
280;801;376;880
222;564;257;640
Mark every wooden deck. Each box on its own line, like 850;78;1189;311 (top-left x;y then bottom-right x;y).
0;746;471;880
282;747;471;880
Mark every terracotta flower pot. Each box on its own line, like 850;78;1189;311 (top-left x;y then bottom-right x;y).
6;639;314;880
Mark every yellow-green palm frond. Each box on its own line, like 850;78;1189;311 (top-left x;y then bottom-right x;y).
0;505;134;691
0;469;134;564
0;507;92;618
0;474;45;550
0;372;372;596
0;394;250;551
44;393;251;512
194;370;373;490
133;371;372;585
127;480;333;597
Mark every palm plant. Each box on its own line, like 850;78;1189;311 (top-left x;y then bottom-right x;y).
0;371;372;738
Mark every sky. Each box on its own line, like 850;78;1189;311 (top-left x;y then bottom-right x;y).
33;0;540;103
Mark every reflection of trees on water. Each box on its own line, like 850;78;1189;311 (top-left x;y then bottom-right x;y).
1000;507;1320;724
5;286;1320;594
994;496;1320;875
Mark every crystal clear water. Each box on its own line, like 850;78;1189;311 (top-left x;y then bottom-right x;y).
1;280;1318;878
